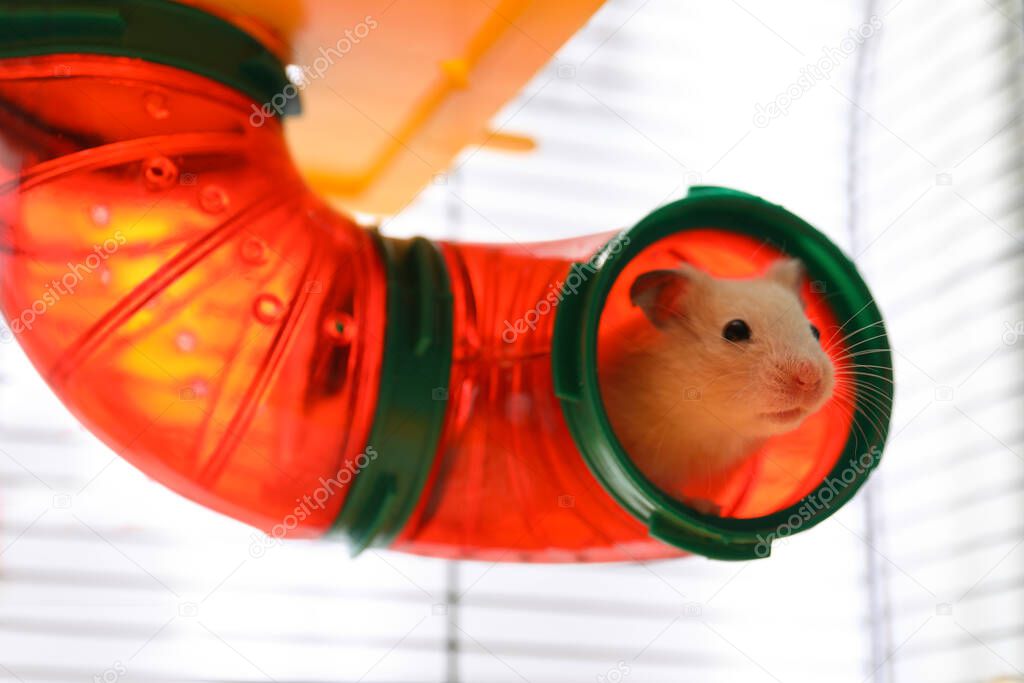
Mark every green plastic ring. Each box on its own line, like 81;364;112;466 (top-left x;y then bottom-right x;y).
330;233;454;554
0;0;298;117
553;186;893;561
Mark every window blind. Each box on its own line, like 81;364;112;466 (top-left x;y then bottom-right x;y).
388;1;876;682
0;0;970;681
854;0;1024;681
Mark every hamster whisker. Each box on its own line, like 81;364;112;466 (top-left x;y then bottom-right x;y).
826;322;883;347
833;371;895;385
828;345;892;366
819;301;876;348
832;374;889;403
834;386;893;419
822;318;887;349
825;338;889;365
819;325;884;358
833;378;896;400
834;366;895;377
833;374;893;403
824;331;890;356
826;397;873;451
833;369;896;385
828;349;894;363
828;352;887;373
833;348;893;358
828;347;893;368
837;366;889;383
851;405;890;443
831;383;892;431
721;336;750;352
830;391;888;444
827;338;891;359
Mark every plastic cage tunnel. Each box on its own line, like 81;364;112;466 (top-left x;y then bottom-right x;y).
0;0;893;562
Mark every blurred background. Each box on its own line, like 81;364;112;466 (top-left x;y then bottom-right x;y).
0;0;1021;680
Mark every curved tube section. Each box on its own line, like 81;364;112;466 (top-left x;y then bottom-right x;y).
0;51;892;562
0;55;387;537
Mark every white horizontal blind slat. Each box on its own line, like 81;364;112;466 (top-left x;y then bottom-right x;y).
0;1;882;681
855;0;1024;681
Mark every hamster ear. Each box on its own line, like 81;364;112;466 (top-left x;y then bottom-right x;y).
630;266;699;328
766;258;807;296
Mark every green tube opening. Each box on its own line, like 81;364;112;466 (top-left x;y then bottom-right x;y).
553;186;893;560
0;0;298;117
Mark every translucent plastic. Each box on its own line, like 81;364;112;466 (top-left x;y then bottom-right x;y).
0;55;387;536
392;234;853;562
0;54;857;562
393;237;684;562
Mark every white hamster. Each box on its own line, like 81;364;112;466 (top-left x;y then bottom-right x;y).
600;259;835;515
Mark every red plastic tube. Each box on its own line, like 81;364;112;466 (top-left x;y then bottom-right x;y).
0;56;386;537
0;54;891;562
397;235;855;561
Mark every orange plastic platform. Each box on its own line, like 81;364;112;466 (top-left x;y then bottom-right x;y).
181;0;605;214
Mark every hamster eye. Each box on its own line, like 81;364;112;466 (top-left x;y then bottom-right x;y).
810;324;821;341
723;319;751;342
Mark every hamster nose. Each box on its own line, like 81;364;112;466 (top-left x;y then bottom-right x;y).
792;360;822;390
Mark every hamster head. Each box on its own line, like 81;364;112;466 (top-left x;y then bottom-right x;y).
629;258;835;438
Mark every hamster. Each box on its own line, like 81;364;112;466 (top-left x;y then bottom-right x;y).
599;258;835;515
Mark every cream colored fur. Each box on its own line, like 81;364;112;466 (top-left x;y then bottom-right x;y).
600;260;835;508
